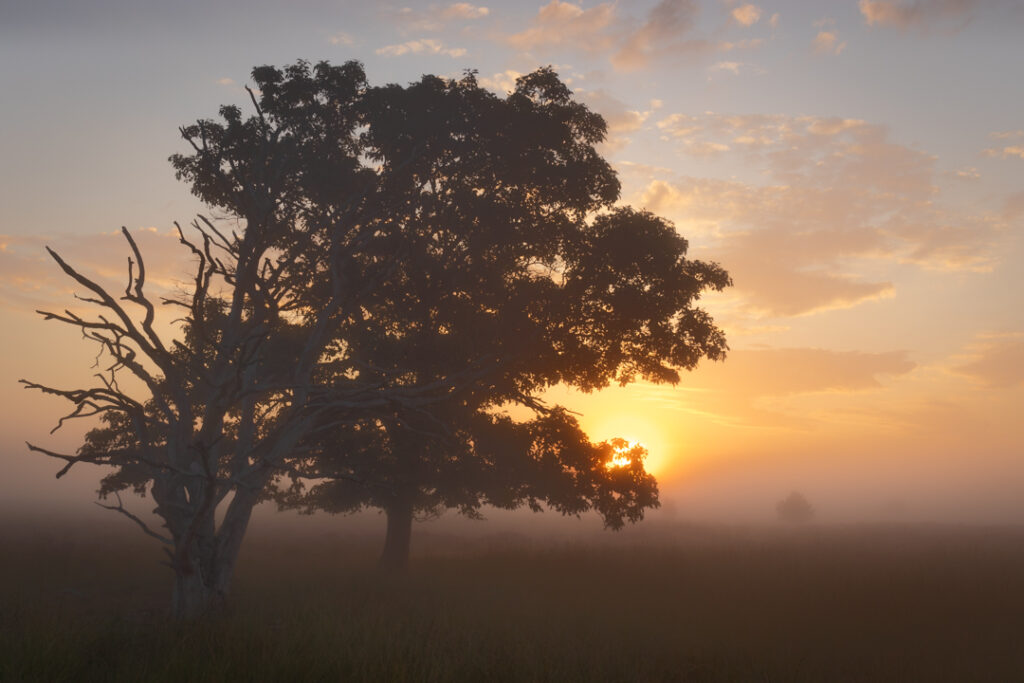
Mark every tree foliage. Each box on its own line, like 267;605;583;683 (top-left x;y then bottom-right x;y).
262;64;730;567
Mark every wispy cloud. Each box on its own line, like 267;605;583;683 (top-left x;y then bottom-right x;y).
443;3;490;20
392;3;491;32
952;335;1024;388
811;19;846;55
584;347;918;433
477;69;523;93
982;130;1024;159
579;89;655;152
707;60;763;78
813;30;846;54
982;146;1024;160
858;0;992;32
730;4;762;27
702;348;916;396
711;61;743;75
500;0;738;72
0;228;193;312
955;166;980;179
504;1;618;52
669;347;918;430
642;113;1003;316
612;0;711;71
717;38;765;52
376;38;467;58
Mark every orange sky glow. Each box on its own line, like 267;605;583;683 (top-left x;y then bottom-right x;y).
1;0;1022;524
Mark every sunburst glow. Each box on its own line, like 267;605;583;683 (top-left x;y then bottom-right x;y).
583;408;672;477
607;440;646;469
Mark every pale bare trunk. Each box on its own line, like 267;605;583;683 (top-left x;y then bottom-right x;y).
172;564;221;620
211;485;261;596
167;481;264;619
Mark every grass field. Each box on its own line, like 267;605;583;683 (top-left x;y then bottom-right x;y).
3;517;1024;682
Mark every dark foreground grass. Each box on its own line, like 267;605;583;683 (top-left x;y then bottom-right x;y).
3;520;1024;682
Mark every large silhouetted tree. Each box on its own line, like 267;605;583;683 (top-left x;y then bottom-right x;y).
23;60;730;612
268;66;731;570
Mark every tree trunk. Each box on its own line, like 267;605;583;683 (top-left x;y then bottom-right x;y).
211;486;260;596
166;485;263;620
166;529;224;620
172;565;223;620
378;497;414;572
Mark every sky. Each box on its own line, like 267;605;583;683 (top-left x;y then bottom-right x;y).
1;0;1022;524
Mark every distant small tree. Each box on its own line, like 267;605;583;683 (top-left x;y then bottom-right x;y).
776;491;815;523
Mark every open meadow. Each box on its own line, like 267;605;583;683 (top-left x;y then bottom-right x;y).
3;515;1024;682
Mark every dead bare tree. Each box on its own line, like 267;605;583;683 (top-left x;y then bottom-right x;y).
20;61;488;618
21;216;465;617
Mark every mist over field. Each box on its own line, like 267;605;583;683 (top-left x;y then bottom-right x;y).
6;502;1024;681
5;436;1024;528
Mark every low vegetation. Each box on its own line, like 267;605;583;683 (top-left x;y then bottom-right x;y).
4;517;1024;682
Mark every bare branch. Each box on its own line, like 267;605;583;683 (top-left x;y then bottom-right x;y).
96;492;174;546
26;441;99;479
119;227;165;356
196;214;236;255
245;85;266;126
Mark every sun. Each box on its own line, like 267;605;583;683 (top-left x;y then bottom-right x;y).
585;412;672;477
606;439;647;469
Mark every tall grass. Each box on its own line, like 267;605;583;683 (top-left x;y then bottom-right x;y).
3;522;1024;681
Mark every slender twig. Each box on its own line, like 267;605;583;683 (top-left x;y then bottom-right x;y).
96;491;173;546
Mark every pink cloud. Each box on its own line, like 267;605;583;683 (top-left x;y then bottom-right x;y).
641;113;1003;316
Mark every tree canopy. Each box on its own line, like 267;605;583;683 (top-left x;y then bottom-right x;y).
254;63;730;568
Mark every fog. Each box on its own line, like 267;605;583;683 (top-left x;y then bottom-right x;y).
6;444;1024;540
7;443;1024;681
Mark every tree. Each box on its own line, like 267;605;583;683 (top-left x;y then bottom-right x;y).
21;61;484;618
776;491;815;523
271;67;731;569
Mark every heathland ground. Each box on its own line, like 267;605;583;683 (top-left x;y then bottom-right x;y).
3;512;1023;682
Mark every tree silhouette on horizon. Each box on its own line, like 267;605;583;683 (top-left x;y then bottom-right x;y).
777;491;815;523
